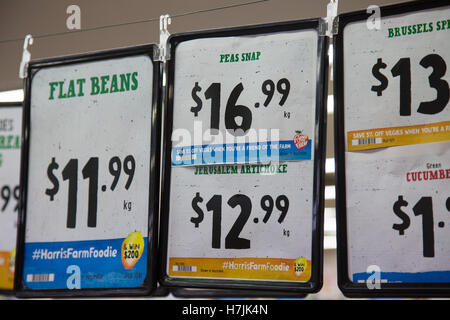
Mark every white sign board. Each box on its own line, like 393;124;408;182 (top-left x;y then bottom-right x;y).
0;104;21;291
18;47;159;295
336;1;450;294
162;21;327;291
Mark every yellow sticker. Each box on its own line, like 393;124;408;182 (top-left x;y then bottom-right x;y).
121;231;144;270
0;251;14;290
169;257;311;282
347;120;450;151
9;248;15;274
294;256;308;278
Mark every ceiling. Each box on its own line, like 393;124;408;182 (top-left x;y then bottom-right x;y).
1;0;409;92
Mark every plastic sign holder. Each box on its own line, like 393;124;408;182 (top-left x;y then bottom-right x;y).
15;44;161;297
334;0;450;297
159;18;328;293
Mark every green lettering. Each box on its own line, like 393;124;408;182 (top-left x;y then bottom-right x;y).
388;28;394;38
67;80;76;98
76;78;86;96
100;75;110;94
417;24;422;33
120;73;131;92
401;26;407;36
14;135;20;148
58;81;66;99
110;74;119;93
91;77;100;95
49;82;58;100
131;72;138;90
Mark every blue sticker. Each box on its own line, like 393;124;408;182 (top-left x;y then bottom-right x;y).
353;270;450;283
172;140;312;166
23;237;147;290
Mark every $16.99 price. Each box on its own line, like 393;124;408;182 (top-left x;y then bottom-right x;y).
189;79;291;134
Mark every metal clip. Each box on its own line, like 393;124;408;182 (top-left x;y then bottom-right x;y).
154;14;171;62
19;34;33;79
320;0;338;37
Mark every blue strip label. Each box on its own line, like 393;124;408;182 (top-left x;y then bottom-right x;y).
353;271;450;283
172;140;312;166
23;238;147;290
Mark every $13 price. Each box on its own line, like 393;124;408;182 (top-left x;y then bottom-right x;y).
393;195;450;258
190;192;289;249
45;155;136;229
371;53;449;116
189;79;291;135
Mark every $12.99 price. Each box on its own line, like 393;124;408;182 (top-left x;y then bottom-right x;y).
190;192;289;249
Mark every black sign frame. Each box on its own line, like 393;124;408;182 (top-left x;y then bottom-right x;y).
334;0;450;298
159;18;329;293
15;44;161;298
171;287;307;298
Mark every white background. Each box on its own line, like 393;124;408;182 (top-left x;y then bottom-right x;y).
168;29;320;269
171;30;318;150
343;6;450;140
26;55;153;242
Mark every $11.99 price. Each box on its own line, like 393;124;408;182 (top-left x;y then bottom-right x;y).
190;192;289;250
45;155;136;229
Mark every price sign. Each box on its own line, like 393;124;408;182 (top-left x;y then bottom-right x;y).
334;0;450;296
15;45;161;297
160;19;328;292
0;103;21;293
